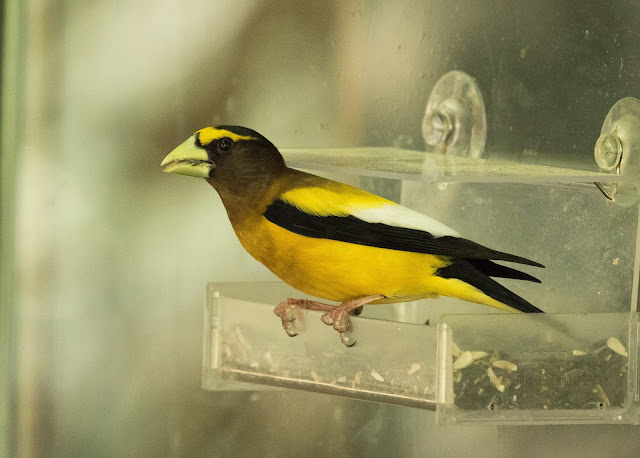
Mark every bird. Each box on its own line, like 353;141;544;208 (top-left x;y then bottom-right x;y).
161;125;544;346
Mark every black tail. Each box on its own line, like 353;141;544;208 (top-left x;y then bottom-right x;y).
437;260;544;313
466;259;541;283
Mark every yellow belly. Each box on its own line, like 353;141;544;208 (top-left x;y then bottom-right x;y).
233;217;514;311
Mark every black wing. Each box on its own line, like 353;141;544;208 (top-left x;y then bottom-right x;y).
264;199;544;268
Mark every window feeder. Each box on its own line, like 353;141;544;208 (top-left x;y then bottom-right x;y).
202;73;640;425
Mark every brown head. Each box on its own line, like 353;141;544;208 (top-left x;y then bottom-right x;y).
161;126;287;202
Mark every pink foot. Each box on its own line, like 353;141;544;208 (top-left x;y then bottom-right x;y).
321;295;384;347
274;298;334;337
274;295;384;346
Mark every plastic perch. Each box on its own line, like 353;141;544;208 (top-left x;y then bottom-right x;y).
203;282;439;410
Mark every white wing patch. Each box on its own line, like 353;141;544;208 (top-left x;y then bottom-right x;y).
350;203;460;238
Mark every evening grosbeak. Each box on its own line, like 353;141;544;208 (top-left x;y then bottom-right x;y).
162;126;543;346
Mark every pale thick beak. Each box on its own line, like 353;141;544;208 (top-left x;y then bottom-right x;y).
161;136;215;178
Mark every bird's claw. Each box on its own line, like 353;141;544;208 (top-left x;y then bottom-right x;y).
274;300;301;337
322;309;356;347
283;322;298;337
339;329;356;347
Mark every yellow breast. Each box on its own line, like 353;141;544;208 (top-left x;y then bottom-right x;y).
233;216;451;303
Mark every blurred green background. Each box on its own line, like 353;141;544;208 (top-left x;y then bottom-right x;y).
2;0;640;456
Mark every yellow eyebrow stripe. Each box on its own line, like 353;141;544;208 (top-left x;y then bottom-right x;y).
196;127;256;145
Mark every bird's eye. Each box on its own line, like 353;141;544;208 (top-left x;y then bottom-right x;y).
217;137;233;153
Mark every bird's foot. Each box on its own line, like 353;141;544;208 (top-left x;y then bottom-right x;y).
274;298;335;337
321;295;384;347
321;308;355;346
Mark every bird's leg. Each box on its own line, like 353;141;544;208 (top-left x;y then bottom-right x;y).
274;298;335;337
321;295;384;347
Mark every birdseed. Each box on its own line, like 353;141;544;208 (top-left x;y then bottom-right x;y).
453;336;629;410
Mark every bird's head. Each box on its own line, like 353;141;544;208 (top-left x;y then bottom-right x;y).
161;126;286;193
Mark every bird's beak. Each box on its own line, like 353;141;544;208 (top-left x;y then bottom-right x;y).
161;136;215;178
